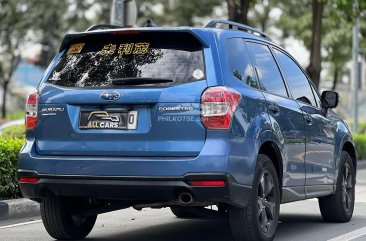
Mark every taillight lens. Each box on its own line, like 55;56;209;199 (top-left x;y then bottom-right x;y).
201;86;241;129
25;90;39;130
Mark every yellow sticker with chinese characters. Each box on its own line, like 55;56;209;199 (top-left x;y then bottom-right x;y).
117;42;150;56
100;43;117;55
99;42;150;56
67;43;85;54
118;43;134;55
132;42;150;55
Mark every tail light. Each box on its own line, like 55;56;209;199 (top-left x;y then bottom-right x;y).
201;86;241;129
25;90;39;130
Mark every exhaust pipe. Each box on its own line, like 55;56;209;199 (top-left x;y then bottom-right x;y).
178;192;194;205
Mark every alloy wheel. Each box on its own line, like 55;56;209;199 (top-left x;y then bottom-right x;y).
257;170;277;233
342;162;353;213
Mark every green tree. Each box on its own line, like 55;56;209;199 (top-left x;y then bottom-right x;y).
0;0;111;118
278;0;365;88
323;7;352;90
0;0;31;118
278;0;326;88
251;0;278;32
226;0;252;25
136;0;223;26
34;0;111;68
36;0;224;67
306;0;325;88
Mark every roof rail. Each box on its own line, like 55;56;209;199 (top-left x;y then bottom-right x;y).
86;24;123;32
145;19;157;27
205;19;271;41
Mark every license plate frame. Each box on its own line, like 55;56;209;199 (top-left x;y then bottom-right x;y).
79;110;138;130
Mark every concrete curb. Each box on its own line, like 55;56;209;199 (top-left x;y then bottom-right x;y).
0;198;40;221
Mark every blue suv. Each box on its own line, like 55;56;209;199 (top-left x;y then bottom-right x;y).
18;20;357;241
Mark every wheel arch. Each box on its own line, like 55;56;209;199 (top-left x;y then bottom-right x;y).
334;136;357;184
258;141;283;196
342;141;357;173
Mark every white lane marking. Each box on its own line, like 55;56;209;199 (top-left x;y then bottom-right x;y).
0;220;42;229
327;226;366;241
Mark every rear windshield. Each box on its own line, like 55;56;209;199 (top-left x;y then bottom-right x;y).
47;31;205;87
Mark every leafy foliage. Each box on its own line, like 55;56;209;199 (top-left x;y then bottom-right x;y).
0;0;112;118
0;125;25;139
226;0;253;25
277;0;366;88
354;134;366;160
136;0;223;26
277;0;312;48
32;0;112;68
0;138;25;199
356;122;366;135
0;0;31;118
0;124;25;199
5;111;24;121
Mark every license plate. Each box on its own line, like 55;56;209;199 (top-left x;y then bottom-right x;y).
79;110;138;130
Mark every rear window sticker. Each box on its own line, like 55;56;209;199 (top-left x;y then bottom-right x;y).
67;43;85;54
100;43;117;55
49;71;61;81
192;69;204;80
118;43;134;55
133;42;150;54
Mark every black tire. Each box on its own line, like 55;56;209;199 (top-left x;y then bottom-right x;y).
228;154;280;241
41;197;97;240
170;206;204;218
319;151;355;222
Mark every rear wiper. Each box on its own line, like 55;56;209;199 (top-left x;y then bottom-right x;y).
111;77;173;86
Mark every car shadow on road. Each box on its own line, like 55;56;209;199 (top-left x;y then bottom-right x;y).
84;213;366;241
87;218;234;241
276;213;326;240
85;215;315;241
276;213;366;241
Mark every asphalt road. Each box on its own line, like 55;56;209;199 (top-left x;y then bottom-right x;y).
1;168;366;241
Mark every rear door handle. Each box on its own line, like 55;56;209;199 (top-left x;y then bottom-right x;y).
304;114;312;125
268;103;280;113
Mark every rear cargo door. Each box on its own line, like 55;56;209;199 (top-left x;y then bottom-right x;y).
35;31;208;157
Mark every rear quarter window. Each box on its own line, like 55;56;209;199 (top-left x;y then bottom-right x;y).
246;42;289;97
225;38;259;89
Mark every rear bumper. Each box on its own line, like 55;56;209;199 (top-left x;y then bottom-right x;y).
18;170;252;208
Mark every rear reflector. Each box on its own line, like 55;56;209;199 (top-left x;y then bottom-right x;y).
188;180;225;187
19;177;39;183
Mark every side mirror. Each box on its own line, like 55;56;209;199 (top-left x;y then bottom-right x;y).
321;91;339;110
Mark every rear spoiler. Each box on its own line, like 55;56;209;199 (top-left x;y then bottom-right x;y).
58;28;209;52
